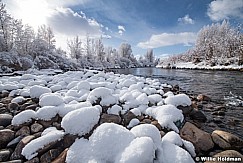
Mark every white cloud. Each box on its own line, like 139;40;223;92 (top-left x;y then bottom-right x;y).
207;0;243;21
118;25;126;35
137;32;197;49
178;14;195;24
47;7;102;37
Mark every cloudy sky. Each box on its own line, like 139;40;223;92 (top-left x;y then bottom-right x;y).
3;0;243;57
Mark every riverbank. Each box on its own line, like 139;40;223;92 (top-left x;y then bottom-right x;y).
156;62;243;71
0;69;242;162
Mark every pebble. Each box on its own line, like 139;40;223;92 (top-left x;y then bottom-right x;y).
0;129;15;148
0;113;13;127
0;149;11;162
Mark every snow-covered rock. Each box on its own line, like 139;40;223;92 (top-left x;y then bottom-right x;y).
164;94;192;106
29;85;52;98
22;130;64;160
39;93;64;107
61;106;100;136
12;110;36;126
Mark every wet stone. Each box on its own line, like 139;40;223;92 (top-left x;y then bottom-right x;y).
0;129;15;148
16;126;30;137
211;111;225;116
30;123;44;134
0;149;11;162
0;113;13;127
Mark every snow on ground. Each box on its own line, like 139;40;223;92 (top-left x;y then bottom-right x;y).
3;69;197;162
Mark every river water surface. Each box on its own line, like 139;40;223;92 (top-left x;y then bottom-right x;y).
115;67;243;138
115;68;243;102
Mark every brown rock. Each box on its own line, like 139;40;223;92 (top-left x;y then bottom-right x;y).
0;149;11;162
0;129;15;148
0;113;13;127
142;118;152;124
52;148;68;163
62;134;79;149
212;130;243;150
151;121;162;131
16;126;30;137
37;120;52;128
100;114;121;124
205;150;243;163
197;94;211;102
31;123;44;134
11;135;35;160
123;111;136;125
160;131;165;138
180;122;214;154
40;149;62;163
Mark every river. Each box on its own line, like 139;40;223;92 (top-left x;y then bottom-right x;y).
115;67;243;102
115;67;243;138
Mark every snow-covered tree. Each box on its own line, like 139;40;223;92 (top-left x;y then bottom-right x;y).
37;25;56;50
67;36;83;61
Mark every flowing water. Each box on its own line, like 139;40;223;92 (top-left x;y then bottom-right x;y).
114;67;243;138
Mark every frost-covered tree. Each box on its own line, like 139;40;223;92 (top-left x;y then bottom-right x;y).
119;43;132;59
67;36;83;61
37;25;56;50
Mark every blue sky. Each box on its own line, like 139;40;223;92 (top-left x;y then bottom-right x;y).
3;0;243;57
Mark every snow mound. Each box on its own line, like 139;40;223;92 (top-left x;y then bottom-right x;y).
22;130;64;160
89;123;135;162
11;96;25;104
159;142;194;163
77;80;91;90
30;85;52;98
115;137;155;163
12;110;36;126
127;118;140;128
39;93;64;107
130;124;161;149
146;105;184;133
61;106;100;136
164;94;191;106
36;106;58;121
107;105;122;115
148;94;162;104
87;87;117;106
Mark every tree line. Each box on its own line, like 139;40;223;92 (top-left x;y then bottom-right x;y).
0;0;156;71
159;20;243;67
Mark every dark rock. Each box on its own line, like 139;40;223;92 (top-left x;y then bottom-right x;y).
211;111;225;116
211;130;243;150
0;129;15;148
7;135;25;149
0;149;11;162
1;97;13;104
62;134;78;149
100;114;121;124
160;131;165;138
177;105;193;115
37;120;52;128
24;104;37;111
8;102;19;111
40;149;62;163
25;157;39;163
123;111;136;125
180;122;214;154
1;91;9;98
52;122;62;130
30;123;43;134
197;94;211;102
214;106;226;111
0;113;13;127
11;135;35;160
189;109;207;123
16;126;30;137
0;107;8;114
52;148;68;163
212;118;223;124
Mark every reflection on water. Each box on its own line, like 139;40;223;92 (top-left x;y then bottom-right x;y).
116;68;243;100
